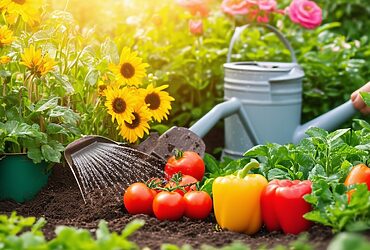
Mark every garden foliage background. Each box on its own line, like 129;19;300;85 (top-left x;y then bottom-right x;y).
51;0;369;130
1;0;370;158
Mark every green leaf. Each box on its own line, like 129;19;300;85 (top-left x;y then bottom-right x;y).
48;140;65;152
267;168;291;180
203;153;219;174
303;210;329;226
243;145;268;157
305;127;328;138
308;165;327;180
46;123;66;135
160;244;181;250
327;233;370;250
150;124;170;135
41;144;61;163
96;220;110;240
328;128;351;142
35;97;59;112
121;219;145;238
27;147;43;164
85;69;100;86
199;178;214;196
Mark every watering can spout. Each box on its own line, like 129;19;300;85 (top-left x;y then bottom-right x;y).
292;100;357;144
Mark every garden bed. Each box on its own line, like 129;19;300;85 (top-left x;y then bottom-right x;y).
0;162;337;250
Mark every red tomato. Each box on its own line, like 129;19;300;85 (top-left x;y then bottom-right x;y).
152;191;185;220
165;175;198;196
165;151;205;181
123;182;156;215
183;191;212;220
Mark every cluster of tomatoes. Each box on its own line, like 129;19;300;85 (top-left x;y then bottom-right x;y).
123;150;212;221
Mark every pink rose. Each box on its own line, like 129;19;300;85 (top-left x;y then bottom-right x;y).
246;0;276;11
221;0;249;16
287;0;322;29
177;0;209;17
189;19;203;36
257;0;277;11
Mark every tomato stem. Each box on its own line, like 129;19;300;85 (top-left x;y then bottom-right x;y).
174;148;184;160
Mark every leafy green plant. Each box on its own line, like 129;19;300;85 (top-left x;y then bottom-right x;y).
243;123;370;181
0;212;144;250
0;90;80;163
327;232;370;250
200;154;248;195
304;181;370;232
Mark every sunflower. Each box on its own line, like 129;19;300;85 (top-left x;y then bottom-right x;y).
0;25;14;47
99;80;124;97
104;85;137;124
20;44;56;77
119;103;152;144
140;84;175;122
0;0;42;26
110;47;149;87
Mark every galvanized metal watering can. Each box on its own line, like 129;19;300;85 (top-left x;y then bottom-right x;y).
188;24;357;158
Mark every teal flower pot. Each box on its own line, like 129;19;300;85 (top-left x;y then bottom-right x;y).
0;154;51;203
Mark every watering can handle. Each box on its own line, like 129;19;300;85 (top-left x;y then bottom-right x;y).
226;23;297;63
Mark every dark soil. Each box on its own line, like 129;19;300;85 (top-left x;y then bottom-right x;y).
0;165;334;250
0;129;368;250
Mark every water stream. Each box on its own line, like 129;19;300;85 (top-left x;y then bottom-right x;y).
69;142;164;203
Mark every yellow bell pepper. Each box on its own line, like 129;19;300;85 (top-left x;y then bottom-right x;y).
212;160;268;234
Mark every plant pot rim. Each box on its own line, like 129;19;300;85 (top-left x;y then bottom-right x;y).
1;152;28;156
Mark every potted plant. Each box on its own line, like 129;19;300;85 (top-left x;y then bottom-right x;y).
0;3;81;202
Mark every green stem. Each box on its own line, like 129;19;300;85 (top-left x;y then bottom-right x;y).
236;160;259;179
174;149;184;160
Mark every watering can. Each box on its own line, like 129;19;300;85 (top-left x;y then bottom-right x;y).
188;24;357;158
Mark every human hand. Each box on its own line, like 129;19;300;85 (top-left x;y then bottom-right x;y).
351;82;370;115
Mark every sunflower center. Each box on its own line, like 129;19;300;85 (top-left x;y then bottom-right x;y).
112;98;126;114
120;63;135;79
145;92;161;110
125;112;140;129
12;0;26;4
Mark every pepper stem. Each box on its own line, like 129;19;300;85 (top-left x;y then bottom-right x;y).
236;160;259;179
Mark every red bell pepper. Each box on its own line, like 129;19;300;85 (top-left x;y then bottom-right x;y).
261;180;312;235
344;164;370;200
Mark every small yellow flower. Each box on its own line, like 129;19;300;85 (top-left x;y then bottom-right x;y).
140;84;175;122
110;47;149;87
0;0;42;26
0;55;11;64
119;103;152;143
20;44;56;77
104;85;137;124
0;25;14;47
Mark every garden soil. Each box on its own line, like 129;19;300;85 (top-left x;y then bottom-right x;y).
0;129;369;250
